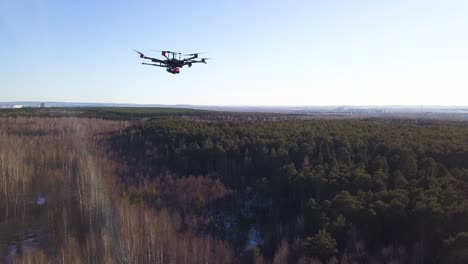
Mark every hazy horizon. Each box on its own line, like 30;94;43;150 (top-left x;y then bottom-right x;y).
2;100;467;109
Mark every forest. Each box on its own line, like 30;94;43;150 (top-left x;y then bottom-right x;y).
0;108;467;263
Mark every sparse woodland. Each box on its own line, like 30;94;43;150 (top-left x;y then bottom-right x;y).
0;116;234;264
0;110;467;263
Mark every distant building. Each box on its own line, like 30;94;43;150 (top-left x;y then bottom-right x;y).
13;105;23;109
40;103;45;108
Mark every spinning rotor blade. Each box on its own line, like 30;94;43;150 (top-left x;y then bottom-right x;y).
133;49;145;58
182;52;206;57
151;50;181;55
199;58;211;64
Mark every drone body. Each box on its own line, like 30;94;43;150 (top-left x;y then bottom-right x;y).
134;50;209;74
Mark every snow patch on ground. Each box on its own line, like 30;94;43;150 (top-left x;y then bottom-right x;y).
36;196;46;205
245;225;264;250
4;238;40;264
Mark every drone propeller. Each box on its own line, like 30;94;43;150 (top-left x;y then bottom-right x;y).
182;52;206;58
133;49;145;58
151;50;181;55
200;58;211;63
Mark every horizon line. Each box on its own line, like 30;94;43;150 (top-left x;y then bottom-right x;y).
1;101;468;108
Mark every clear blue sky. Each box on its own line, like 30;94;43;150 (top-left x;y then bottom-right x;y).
1;0;467;105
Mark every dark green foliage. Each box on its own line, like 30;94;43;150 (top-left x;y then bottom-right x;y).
303;229;338;261
110;115;468;261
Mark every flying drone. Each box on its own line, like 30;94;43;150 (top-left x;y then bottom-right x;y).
133;50;209;74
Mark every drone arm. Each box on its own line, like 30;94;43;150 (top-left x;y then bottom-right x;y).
140;54;165;63
134;50;166;63
142;62;166;68
183;55;197;61
141;56;165;63
185;60;207;64
150;58;165;63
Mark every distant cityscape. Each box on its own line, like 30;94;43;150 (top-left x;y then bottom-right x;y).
1;101;467;121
